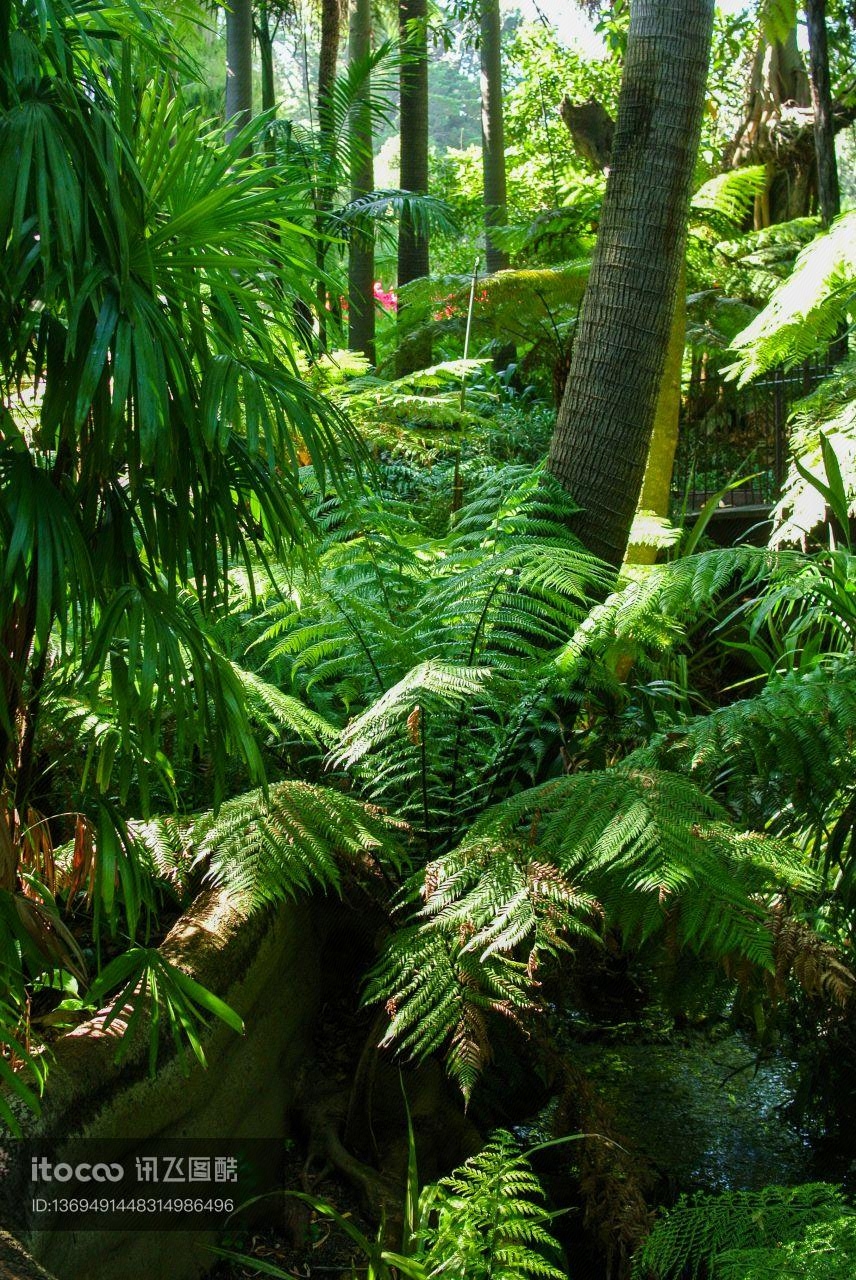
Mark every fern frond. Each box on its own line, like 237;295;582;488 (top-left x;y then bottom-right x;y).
195;782;400;912
467;769;813;966
556;545;781;687
332;661;491;770
418;1130;566;1279
646;657;856;832
718;1212;856;1280
231;664;337;747
369;925;534;1099
729;212;856;382
633;1182;849;1280
691;165;769;231
771;910;856;1007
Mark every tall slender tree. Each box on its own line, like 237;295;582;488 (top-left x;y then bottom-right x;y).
256;1;277;116
546;0;715;567
805;0;841;226
347;0;376;363
225;0;254;142
396;0;431;374
316;0;345;346
479;0;508;273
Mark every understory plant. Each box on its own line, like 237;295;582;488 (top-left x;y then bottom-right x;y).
635;1182;856;1280
215;1127;567;1280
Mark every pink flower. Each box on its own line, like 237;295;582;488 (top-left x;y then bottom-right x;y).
373;281;398;313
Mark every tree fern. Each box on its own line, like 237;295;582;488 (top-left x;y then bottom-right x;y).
633;1182;851;1280
643;657;856;835
718;1212;856;1280
194;782;401;913
729;211;856;381
368;767;813;1094
556;544;782;694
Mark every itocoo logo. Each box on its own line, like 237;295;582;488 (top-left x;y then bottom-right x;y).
31;1158;123;1183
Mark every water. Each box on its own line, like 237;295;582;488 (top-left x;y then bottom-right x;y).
570;1031;814;1193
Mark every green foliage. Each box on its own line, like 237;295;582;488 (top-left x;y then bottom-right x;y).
634;1182;852;1280
400;264;591;367
718;1213;856;1280
729;212;856;381
215;1128;566;1280
416;1130;566;1279
690;166;770;238
757;0;798;46
370;765;813;1095
0;992;45;1135
772;357;856;545
0;0;364;1122
86;947;245;1074
195;781;400;913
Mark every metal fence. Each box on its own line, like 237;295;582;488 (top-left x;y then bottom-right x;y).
671;357;835;514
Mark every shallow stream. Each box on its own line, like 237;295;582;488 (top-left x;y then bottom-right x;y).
571;1030;814;1193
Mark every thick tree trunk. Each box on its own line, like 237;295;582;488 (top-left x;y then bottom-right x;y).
546;0;714;568
347;0;376;364
316;0;343;347
225;0;253;144
396;0;431;375
479;0;508;274
805;0;841;227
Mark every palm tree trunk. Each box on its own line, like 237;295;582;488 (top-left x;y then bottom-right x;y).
805;0;840;227
479;0;508;274
347;0;376;363
396;0;431;375
225;0;253;144
546;0;714;568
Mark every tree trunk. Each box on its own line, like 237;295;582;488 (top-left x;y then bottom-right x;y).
546;0;714;569
257;2;276;116
318;0;341;141
396;0;431;375
805;0;841;227
225;0;254;144
726;28;814;227
626;263;686;566
479;0;508;274
316;0;343;347
347;0;376;364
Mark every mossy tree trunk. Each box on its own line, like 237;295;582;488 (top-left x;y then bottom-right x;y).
626;263;686;566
